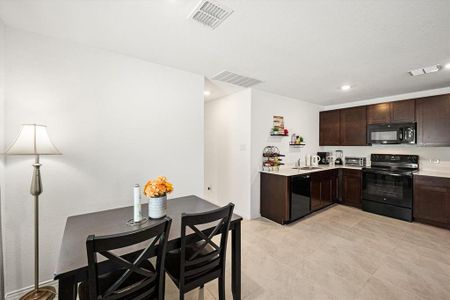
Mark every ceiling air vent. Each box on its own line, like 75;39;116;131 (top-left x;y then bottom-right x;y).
189;0;233;29
212;71;262;87
409;64;441;76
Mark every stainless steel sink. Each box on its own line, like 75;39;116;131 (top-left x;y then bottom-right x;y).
292;167;322;170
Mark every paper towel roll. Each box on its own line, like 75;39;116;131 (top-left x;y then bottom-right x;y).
133;184;142;222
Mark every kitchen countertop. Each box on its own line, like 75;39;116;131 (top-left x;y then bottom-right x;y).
260;165;362;176
414;169;450;179
261;164;450;178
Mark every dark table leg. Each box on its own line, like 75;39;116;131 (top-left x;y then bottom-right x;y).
231;221;241;300
58;276;78;300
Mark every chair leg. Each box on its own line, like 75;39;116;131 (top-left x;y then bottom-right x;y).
218;276;225;300
179;291;184;300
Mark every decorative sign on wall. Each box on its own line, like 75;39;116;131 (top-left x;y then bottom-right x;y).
273;115;284;130
271;115;288;136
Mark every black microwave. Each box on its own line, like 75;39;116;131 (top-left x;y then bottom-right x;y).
367;123;416;145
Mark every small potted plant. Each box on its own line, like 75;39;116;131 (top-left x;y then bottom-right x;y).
144;176;174;219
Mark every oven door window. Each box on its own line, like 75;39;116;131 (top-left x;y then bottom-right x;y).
362;172;412;208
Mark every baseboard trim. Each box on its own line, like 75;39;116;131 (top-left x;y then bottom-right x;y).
5;280;58;300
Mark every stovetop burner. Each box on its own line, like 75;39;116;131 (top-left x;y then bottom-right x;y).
367;154;419;172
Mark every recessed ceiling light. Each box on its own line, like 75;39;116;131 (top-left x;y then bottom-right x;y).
340;85;351;91
445;63;450;69
204;90;211;96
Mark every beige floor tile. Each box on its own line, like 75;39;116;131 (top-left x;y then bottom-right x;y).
300;253;371;299
166;205;450;300
355;277;425;300
373;254;450;300
394;238;450;267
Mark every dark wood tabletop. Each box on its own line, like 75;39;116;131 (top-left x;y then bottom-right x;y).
54;195;242;300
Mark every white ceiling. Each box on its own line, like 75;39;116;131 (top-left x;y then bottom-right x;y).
1;0;449;105
204;78;244;101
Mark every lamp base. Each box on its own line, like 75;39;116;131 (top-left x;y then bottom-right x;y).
20;286;56;300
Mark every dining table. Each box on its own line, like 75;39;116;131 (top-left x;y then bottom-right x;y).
54;195;242;300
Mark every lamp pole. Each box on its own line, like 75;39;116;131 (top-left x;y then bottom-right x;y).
22;154;56;299
31;155;42;294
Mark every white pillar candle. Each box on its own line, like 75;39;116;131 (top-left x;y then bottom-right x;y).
133;184;142;222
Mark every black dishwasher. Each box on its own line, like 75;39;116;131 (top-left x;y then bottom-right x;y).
290;175;311;221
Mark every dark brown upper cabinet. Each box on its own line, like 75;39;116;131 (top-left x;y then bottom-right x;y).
367;103;391;124
367;100;415;125
340;106;367;146
416;94;450;146
391;99;415;123
319;110;340;146
319;93;450;146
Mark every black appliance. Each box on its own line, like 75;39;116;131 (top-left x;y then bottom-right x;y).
362;154;419;221
290;175;311;221
367;122;416;145
317;152;331;165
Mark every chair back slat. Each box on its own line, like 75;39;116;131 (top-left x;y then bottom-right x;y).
178;203;234;288
86;217;171;300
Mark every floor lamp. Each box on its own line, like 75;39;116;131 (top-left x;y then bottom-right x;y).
5;124;61;300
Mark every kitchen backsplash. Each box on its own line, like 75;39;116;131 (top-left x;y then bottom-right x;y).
320;145;450;170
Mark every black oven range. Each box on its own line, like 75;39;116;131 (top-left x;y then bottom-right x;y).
362;154;419;222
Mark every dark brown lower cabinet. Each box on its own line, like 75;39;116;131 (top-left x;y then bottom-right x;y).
414;175;450;229
340;169;362;208
311;170;338;211
260;170;338;224
260;173;290;224
261;171;450;229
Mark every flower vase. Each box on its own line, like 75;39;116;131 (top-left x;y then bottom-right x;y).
148;195;167;219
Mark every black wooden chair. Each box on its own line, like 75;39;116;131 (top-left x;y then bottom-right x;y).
165;203;234;300
79;217;172;300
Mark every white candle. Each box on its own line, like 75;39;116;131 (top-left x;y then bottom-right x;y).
133;184;142;222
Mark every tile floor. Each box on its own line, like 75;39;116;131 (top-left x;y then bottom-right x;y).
41;204;448;300
170;204;450;300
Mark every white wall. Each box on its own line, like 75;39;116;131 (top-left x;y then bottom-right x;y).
250;89;323;218
3;28;204;293
321;87;450;170
0;18;6;298
204;89;252;219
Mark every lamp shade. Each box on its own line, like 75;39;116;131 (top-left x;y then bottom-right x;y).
5;124;61;155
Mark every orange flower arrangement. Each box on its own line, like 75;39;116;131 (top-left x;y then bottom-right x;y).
144;176;174;198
